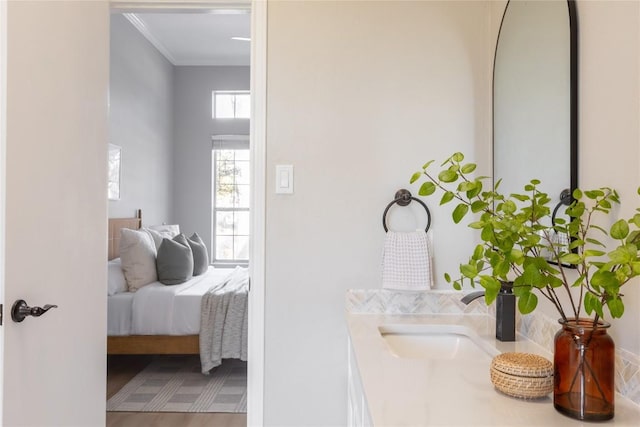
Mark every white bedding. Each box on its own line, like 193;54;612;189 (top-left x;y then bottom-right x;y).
107;292;133;336
107;267;234;336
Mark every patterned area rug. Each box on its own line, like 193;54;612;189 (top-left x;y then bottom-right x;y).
107;356;247;413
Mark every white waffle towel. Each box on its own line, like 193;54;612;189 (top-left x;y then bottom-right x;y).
382;230;433;290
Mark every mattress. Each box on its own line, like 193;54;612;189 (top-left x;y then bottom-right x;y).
107;292;133;336
107;267;235;336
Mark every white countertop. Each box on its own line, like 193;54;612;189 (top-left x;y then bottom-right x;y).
347;313;640;426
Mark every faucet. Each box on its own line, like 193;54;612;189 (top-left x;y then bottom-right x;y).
461;282;516;342
460;290;486;305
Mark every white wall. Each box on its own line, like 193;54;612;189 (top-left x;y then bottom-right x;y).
109;14;174;226
172;66;250;256
576;0;640;355
516;0;640;358
265;1;493;425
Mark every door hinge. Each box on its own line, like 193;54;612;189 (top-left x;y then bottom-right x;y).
0;303;3;326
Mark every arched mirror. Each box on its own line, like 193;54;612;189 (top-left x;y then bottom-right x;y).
493;0;577;207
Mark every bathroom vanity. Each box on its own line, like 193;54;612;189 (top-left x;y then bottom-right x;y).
346;293;640;426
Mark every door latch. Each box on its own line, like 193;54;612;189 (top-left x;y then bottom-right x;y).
11;300;58;323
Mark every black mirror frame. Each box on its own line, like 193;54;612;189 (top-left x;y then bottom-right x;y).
568;0;578;196
492;0;579;268
492;0;578;197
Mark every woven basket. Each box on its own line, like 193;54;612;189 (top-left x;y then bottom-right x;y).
490;352;554;399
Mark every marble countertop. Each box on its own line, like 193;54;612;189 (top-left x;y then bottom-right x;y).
347;313;640;426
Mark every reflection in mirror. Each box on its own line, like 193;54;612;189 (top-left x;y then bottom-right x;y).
493;0;577;211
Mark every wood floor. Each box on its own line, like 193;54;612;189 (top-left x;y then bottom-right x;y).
106;355;247;427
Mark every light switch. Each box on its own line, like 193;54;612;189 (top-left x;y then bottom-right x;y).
275;165;294;194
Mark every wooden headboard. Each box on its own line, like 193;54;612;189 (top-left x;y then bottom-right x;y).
108;209;142;260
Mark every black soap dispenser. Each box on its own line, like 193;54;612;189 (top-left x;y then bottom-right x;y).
495;281;516;342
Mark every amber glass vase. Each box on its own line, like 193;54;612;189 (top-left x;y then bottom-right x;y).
553;318;615;421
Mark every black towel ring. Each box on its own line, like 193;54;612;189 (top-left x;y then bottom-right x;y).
382;189;431;233
551;189;572;226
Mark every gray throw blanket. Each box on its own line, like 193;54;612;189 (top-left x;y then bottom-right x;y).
199;267;249;373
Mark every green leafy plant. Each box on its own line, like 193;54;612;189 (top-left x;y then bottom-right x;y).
410;152;640;325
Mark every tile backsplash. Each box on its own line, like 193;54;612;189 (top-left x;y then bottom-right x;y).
346;289;640;406
346;289;487;315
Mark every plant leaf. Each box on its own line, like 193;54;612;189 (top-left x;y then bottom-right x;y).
568;238;585;250
518;292;538;314
607;297;625;318
573;188;583;199
461;163;477;174
473;245;484;260
502;200;516;214
458;181;476;192
520;264;542;286
410;172;422;184
418;181;436;196
479;276;501;304
586;238;606;248
584;249;606;257
626;229;640;245
589;224;608;235
585;190;604;199
591;270;619;289
481;225;493;241
422;160;435;170
460;263;477;279
452;203;469;224
467;182;483;199
608;246;633;264
560;253;582;265
438;169;458;183
440;191;455;205
471;200;488;213
610;219;630;240
584;292;603;317
511;194;529;202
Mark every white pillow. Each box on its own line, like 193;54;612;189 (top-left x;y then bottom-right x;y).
119;228;158;292
148;224;180;237
107;258;127;296
143;227;175;251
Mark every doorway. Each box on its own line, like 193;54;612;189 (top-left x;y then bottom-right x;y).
106;1;265;425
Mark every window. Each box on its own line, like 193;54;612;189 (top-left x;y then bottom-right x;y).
107;144;121;200
212;136;250;266
212;90;250;119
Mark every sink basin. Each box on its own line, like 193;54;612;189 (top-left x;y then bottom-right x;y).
378;324;499;361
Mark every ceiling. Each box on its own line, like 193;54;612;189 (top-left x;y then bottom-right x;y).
123;12;251;66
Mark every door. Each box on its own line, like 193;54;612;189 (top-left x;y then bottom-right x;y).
2;1;109;425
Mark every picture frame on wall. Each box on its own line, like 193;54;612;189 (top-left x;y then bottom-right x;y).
108;144;121;200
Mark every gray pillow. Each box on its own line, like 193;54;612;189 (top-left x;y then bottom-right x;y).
156;234;194;285
187;232;209;276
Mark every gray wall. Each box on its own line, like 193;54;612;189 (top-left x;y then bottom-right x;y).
109;15;174;226
173;66;250;256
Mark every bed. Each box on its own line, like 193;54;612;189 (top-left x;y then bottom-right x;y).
107;211;248;371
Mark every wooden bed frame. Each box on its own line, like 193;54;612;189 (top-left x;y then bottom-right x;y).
107;210;199;355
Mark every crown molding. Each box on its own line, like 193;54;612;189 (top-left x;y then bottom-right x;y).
123;13;177;65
